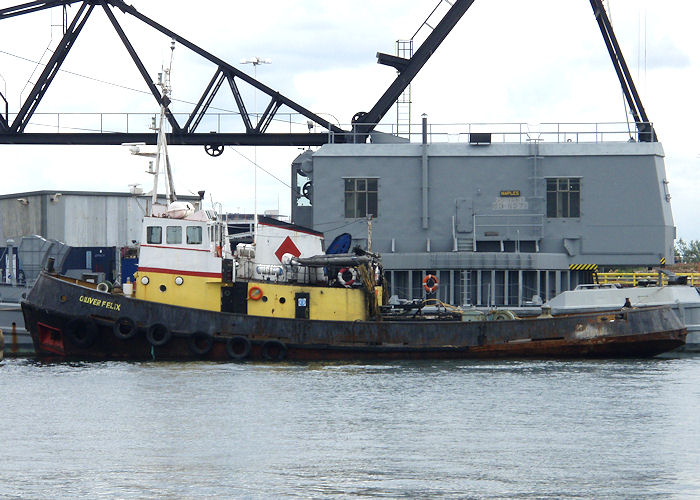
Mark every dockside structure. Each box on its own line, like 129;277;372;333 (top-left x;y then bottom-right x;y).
292;124;675;307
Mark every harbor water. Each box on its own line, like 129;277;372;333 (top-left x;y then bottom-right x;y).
1;358;699;498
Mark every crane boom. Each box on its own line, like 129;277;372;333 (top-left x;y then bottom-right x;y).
588;0;655;141
352;0;476;137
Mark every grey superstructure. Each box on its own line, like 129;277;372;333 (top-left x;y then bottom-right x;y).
292;124;674;307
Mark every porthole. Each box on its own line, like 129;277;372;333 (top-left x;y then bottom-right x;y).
175;276;184;285
279;297;286;304
141;276;150;285
160;285;167;292
262;295;268;302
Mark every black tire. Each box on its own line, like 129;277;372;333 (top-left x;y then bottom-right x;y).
261;340;287;361
146;323;171;347
188;331;214;356
64;318;98;348
113;317;137;340
225;336;251;361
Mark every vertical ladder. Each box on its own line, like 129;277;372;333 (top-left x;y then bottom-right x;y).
394;0;454;139
528;138;545;242
396;39;413;138
460;270;472;306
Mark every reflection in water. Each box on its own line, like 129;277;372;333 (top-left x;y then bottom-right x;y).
1;358;699;498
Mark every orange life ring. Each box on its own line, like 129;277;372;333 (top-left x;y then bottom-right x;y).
423;274;439;293
216;245;222;257
248;286;263;300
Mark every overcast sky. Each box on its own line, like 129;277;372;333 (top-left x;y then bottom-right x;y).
0;0;698;240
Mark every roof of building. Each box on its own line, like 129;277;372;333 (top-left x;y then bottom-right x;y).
0;190;200;200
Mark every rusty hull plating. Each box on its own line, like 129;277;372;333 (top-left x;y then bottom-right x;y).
21;272;686;361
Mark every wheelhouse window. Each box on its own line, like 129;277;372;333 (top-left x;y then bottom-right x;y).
166;226;182;244
146;226;162;244
546;178;580;218
187;226;203;244
344;177;378;218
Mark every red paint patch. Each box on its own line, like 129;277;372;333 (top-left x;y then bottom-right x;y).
37;322;65;355
275;236;301;262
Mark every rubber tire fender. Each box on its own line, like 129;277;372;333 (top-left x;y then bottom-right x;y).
225;336;251;361
113;316;138;340
146;323;172;347
64;318;98;348
261;340;287;361
188;331;214;356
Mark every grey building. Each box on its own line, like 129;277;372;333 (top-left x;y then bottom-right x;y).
292;128;675;307
0;189;199;247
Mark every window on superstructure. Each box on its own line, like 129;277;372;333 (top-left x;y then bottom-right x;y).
344;178;378;218
546;178;580;218
166;226;182;244
146;226;162;244
187;226;203;244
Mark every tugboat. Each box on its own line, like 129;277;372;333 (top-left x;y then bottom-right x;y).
20;236;687;360
19;78;686;361
20;176;688;362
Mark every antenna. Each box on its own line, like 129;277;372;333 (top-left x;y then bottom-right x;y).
150;39;178;207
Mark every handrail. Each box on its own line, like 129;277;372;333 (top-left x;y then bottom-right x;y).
6;114;654;145
597;272;700;287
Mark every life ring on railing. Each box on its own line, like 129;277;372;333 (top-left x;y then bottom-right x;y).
216;245;222;258
423;274;439;293
338;267;356;287
248;286;263;300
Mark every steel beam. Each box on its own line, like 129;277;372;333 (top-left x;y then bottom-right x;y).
0;0;80;20
0;92;8;131
0;0;346;145
589;0;655;141
255;95;282;134
353;0;476;134
226;73;253;133
184;70;224;133
107;0;345;136
10;2;93;133
0;132;334;146
100;0;181;133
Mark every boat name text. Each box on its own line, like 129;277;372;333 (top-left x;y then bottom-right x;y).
79;295;121;311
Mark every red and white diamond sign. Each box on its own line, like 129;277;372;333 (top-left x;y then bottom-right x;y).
275;236;301;262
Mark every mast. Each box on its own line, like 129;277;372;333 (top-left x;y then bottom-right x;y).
151;41;178;208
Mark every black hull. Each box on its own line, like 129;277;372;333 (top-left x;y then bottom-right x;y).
22;273;686;361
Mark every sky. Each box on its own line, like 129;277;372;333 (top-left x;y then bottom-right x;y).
0;0;699;239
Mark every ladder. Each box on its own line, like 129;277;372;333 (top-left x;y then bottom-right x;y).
394;0;455;139
460;270;472;306
395;39;413;138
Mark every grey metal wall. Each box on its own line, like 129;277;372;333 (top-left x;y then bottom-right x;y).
0;191;196;247
295;140;675;304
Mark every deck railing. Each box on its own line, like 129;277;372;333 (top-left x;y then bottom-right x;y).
14;113;651;145
596;272;700;287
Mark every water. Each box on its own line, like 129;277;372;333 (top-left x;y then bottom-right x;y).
1;358;699;499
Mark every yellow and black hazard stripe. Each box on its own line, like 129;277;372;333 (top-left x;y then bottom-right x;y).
659;257;666;266
569;264;599;272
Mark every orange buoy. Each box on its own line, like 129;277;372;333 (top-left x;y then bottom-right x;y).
423;274;438;293
248;286;263;300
